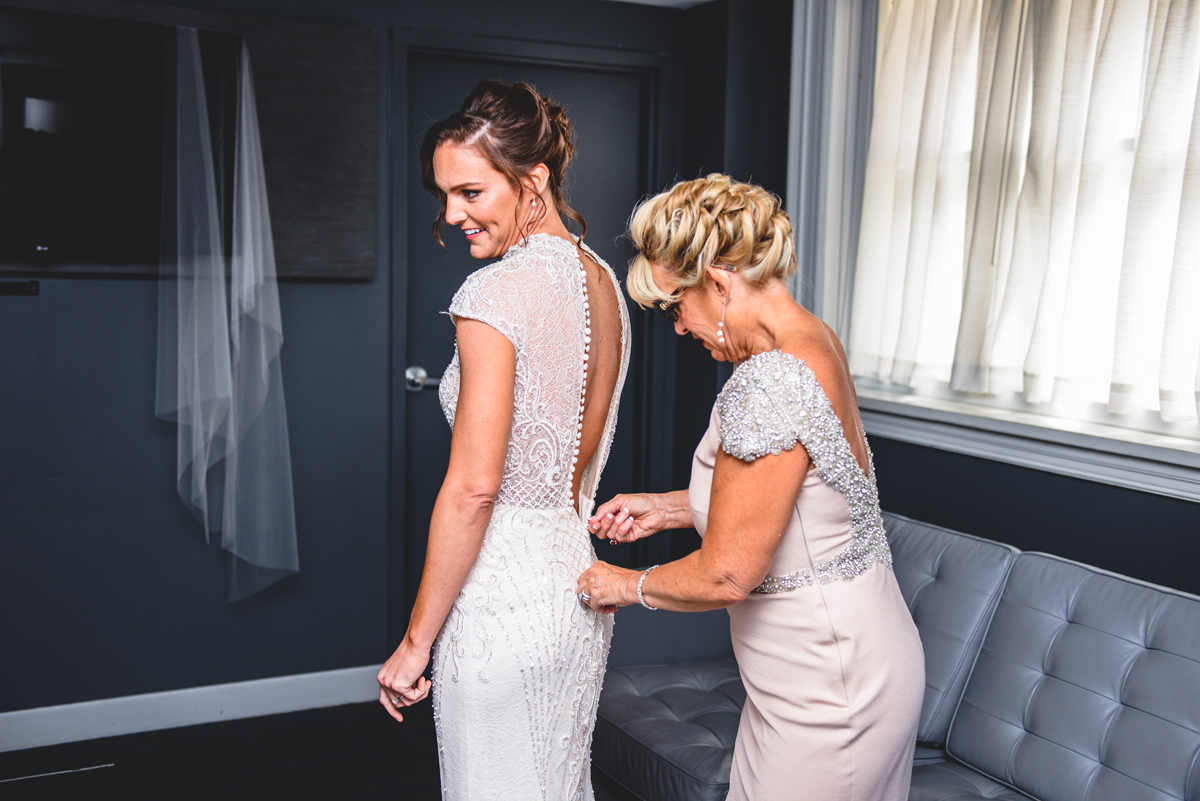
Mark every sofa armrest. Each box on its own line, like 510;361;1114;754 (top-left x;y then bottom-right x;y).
884;513;1019;747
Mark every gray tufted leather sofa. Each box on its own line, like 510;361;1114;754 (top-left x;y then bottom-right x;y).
593;513;1200;801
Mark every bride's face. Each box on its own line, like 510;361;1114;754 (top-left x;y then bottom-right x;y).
433;143;529;259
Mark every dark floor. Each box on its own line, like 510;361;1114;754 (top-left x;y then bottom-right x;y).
0;702;641;800
0;702;441;800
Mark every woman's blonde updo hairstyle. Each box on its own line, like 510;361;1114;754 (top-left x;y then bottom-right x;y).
627;174;796;307
420;80;585;250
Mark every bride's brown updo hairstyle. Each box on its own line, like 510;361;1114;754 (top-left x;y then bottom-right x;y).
626;174;796;307
420;79;586;250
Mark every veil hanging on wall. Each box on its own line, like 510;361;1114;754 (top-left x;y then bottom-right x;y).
156;28;298;602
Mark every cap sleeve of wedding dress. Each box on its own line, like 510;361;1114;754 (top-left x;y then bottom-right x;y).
447;260;527;349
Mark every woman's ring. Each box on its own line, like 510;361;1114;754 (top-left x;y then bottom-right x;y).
391;696;401;706
579;590;591;603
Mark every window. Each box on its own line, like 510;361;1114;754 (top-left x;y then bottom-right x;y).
788;0;1200;501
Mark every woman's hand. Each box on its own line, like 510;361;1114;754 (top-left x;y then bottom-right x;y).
377;636;432;722
587;492;686;544
577;560;640;613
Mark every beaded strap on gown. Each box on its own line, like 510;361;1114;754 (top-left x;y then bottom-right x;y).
432;234;631;801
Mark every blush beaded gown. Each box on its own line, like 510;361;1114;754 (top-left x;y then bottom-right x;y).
689;350;925;801
433;234;631;801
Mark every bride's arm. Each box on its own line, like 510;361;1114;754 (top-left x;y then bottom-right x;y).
377;319;515;721
588;490;693;543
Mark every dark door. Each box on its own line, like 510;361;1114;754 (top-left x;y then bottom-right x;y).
390;34;678;637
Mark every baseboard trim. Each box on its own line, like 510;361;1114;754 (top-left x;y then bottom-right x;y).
0;664;383;753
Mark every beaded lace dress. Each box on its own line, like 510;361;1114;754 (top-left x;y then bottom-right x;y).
432;234;630;801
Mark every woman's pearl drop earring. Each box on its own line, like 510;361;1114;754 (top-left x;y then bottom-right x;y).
717;297;727;345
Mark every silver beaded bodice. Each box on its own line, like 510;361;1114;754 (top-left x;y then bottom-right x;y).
438;234;631;517
717;349;893;593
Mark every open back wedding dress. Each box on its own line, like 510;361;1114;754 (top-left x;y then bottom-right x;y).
433;233;631;800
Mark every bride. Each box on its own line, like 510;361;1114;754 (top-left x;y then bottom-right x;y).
376;79;630;800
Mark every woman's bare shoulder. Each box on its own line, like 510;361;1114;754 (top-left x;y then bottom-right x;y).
778;315;842;369
778;317;855;409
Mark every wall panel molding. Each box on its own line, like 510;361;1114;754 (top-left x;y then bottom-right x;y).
0;665;382;753
860;394;1200;503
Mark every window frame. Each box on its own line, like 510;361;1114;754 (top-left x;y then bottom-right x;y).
786;0;1200;503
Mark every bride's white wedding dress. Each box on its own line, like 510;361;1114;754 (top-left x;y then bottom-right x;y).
434;234;631;800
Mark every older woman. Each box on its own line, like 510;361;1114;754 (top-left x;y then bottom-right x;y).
577;175;924;800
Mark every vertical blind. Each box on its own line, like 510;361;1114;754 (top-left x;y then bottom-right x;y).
849;0;1200;427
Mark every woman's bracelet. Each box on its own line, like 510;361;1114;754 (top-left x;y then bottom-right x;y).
637;565;660;610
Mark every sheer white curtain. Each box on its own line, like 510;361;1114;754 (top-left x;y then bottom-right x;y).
156;29;298;601
850;0;1200;427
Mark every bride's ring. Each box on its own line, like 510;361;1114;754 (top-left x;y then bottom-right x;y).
391;696;401;706
579;590;591;604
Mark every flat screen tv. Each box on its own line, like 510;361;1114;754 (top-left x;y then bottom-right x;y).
0;8;164;274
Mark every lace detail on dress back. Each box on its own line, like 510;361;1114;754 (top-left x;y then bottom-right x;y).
438;234;631;515
717;350;892;591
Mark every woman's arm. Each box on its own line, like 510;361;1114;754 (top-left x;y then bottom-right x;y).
578;443;810;612
377;319;515;721
588;490;693;543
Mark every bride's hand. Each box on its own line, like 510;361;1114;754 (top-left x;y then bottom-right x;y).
377;636;432;722
587;493;671;543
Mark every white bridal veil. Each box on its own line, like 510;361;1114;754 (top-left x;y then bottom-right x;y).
156;28;298;601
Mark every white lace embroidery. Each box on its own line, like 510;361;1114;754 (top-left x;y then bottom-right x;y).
438;234;631;518
432;506;612;800
431;234;630;800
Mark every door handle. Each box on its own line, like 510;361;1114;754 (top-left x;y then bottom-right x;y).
405;365;441;392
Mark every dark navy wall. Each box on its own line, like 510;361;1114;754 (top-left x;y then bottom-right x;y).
870;438;1200;597
0;0;685;713
0;276;390;711
663;0;793;566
